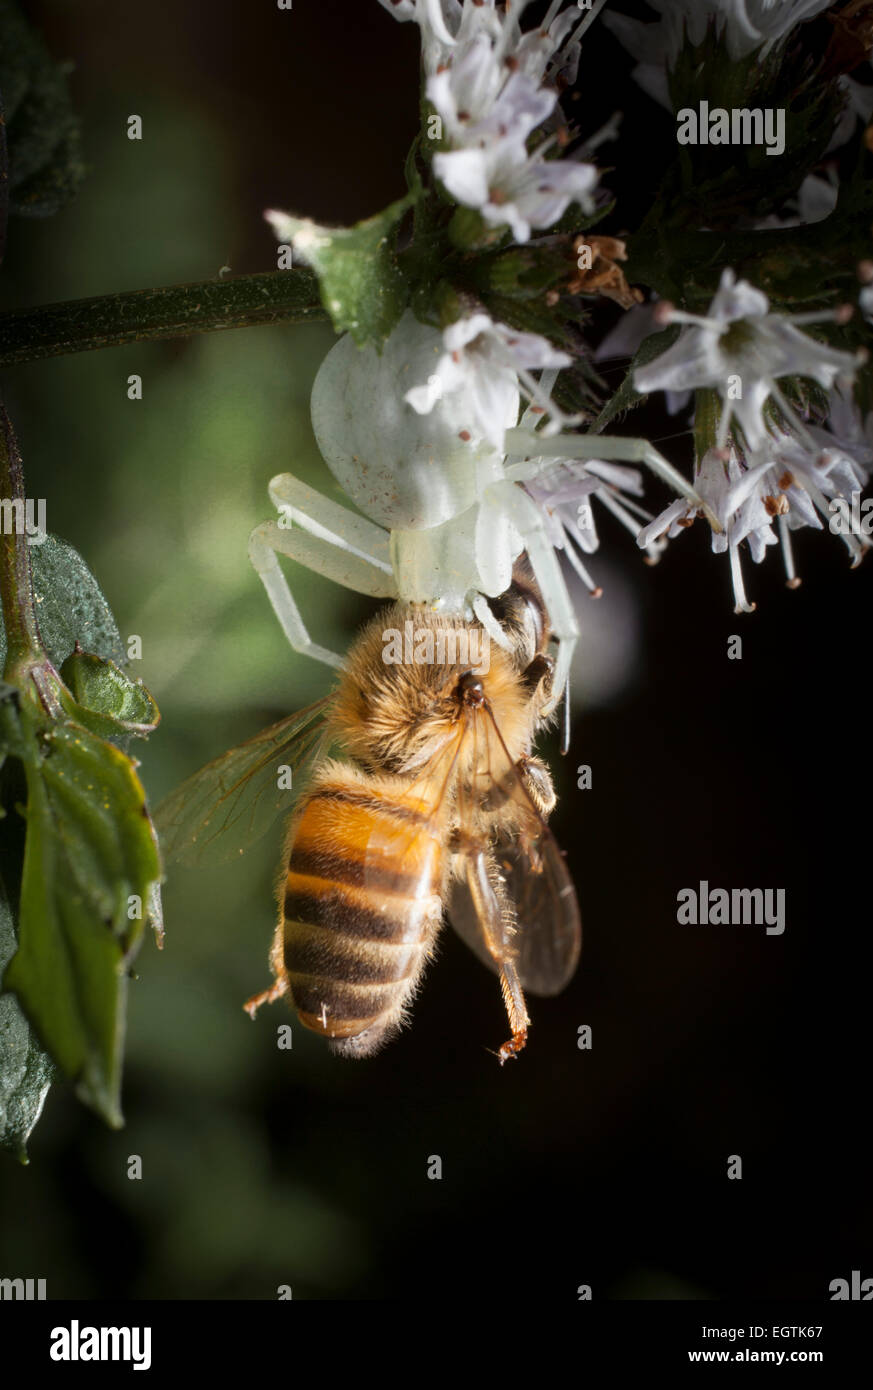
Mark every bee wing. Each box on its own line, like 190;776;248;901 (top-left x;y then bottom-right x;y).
489;826;581;996
154;696;334;867
448;827;580;996
447;710;581;997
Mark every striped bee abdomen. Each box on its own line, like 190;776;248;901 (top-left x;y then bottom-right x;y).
281;776;445;1057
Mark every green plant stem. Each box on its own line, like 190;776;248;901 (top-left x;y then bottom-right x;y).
0;269;327;366
693;389;722;469
0;406;42;672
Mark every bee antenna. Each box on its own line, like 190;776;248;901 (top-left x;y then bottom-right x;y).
482;702;551;831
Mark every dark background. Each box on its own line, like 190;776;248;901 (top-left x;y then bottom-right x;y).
0;0;870;1300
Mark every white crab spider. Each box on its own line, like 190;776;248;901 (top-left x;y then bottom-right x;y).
249;313;705;711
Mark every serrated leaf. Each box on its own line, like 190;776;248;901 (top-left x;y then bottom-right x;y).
590;322;681;433
0;861;53;1163
2;706;160;1127
59;650;161;739
268;197;412;348
0;0;85;218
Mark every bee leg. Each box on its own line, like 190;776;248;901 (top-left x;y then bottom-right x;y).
520;652;554;698
518;754;557;819
494;957;530;1065
497;1028;528;1065
243;975;288;1019
463;846;531;1064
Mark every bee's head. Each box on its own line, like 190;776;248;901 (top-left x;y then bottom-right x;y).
331;604;542;777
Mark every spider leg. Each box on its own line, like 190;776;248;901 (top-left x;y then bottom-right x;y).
267;473;394;568
249;473;398;669
504;428;720;531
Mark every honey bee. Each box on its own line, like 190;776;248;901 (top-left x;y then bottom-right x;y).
156;574;581;1061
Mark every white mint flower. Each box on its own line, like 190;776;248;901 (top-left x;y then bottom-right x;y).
427;42;556;147
381;1;603;241
594;300;658;363
605;0;833;106
638;430;871;611
749;171;840;232
816;381;873;469
638;446;778;612
434;131;598;242
726;0;836;52
512;3;588;89
380;0;600;82
602;2;708;109
376;0;460;69
729;432;871;580
827;70;873;154
638;446;734;548
405;310;573;450
796;172;840;225
515;451;659;594
634;269;862;452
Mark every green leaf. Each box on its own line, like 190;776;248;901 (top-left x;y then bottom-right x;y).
0;855;53;1163
0;0;85;218
590;322;681;434
0;533;126;674
269;198;412;347
2;701;160;1127
0;530;161;1138
59;650;161;740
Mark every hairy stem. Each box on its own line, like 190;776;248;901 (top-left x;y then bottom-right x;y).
0;269;327;366
0;407;42;671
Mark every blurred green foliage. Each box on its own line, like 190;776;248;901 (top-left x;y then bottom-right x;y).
1;533;161;1149
0;67;373;1294
3;0;864;1305
0;0;85;219
0;879;53;1162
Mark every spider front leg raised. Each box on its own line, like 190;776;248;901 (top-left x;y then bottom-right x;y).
505;427;720;531
249;472;399;670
